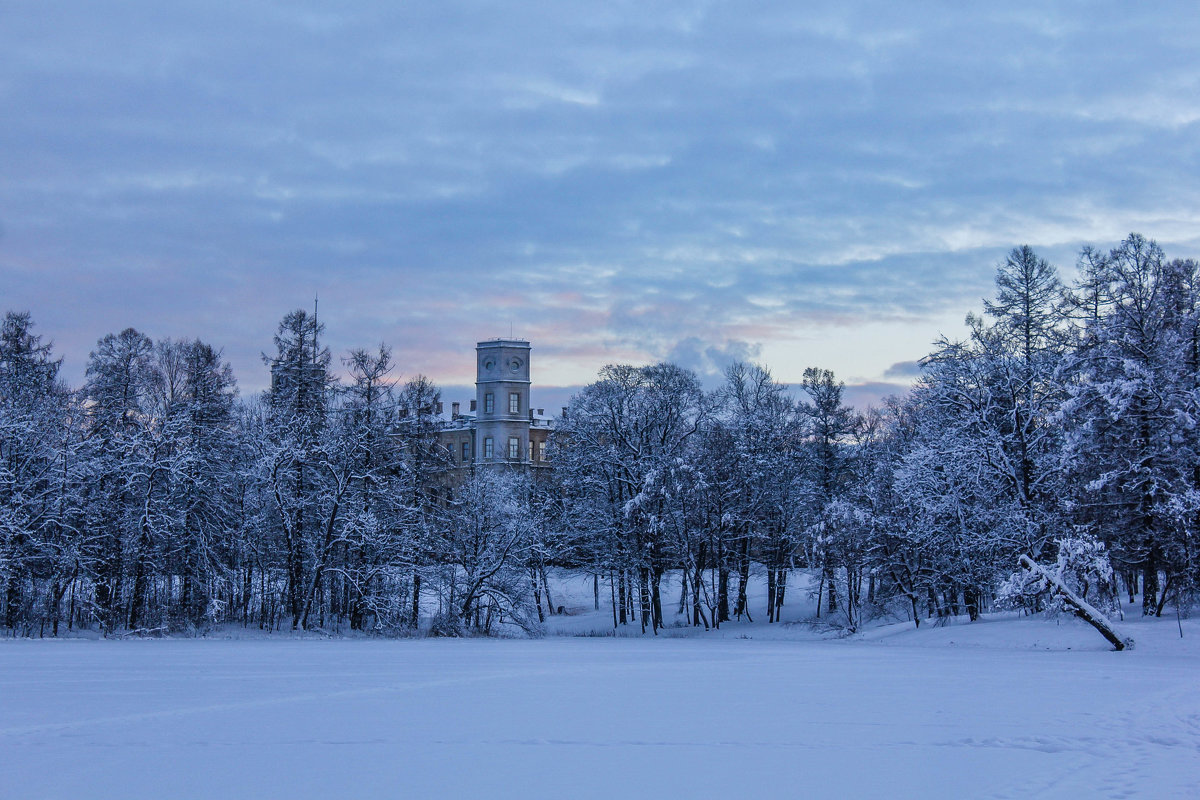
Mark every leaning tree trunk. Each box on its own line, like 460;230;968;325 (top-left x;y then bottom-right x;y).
1018;555;1133;651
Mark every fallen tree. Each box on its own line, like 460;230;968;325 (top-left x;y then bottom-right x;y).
1018;555;1134;651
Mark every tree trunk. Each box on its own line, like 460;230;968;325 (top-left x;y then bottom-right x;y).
411;572;421;628
540;565;555;617
650;566;663;632
1142;558;1159;617
677;568;689;618
766;568;776;623
815;570;824;619
531;566;545;623
1154;574;1172;618
617;570;627;625
3;551;22;630
733;535;750;621
964;586;980;621
775;567;787;620
288;466;305;630
1019;555;1133;651
609;571;618;629
717;565;730;623
715;534;729;623
242;565;252;628
638;568;651;634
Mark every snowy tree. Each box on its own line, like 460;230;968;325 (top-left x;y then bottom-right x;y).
394;374;452;627
261;310;335;629
798;367;860;620
153;339;239;628
982;245;1070;539
1060;234;1199;615
687;412;743;625
333;346;411;631
718;363;807;623
0;312;75;634
554;363;707;633
79;327;161;632
881;247;1070;623
437;469;537;635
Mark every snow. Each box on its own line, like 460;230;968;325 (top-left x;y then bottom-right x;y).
3;609;1199;799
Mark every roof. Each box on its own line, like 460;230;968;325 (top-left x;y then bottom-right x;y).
431;398;555;431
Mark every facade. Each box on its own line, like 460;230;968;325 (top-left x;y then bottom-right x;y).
435;339;553;472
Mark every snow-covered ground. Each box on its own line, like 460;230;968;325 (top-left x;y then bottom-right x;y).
540;567;823;636
3;605;1198;799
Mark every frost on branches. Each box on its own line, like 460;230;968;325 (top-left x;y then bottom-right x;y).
2;234;1199;637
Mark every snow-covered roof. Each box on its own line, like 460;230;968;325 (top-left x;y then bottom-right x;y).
429;399;555;431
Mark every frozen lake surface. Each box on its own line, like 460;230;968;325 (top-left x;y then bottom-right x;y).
2;616;1198;799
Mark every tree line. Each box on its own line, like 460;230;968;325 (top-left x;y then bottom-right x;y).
556;233;1199;634
0;308;535;636
2;233;1197;636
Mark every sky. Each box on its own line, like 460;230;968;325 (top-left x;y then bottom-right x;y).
3;2;1199;411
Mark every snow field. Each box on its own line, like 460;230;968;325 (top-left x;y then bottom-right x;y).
2;611;1199;800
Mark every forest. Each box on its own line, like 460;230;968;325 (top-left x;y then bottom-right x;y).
1;232;1197;637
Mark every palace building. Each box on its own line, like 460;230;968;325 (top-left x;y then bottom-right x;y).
435;339;553;470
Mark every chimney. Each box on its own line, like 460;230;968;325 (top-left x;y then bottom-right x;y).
452;402;460;419
470;399;477;412
537;408;544;416
436;401;443;415
562;406;568;418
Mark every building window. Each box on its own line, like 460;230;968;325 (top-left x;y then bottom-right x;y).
484;437;493;459
509;392;519;414
528;440;534;461
508;436;519;460
462;441;469;463
484;393;494;414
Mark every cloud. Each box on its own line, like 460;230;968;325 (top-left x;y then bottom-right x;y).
2;2;1198;393
883;360;922;379
840;381;912;411
664;337;763;379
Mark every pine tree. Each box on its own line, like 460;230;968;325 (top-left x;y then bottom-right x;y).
0;312;70;633
395;374;451;628
799;367;860;620
262;310;332;629
156;339;238;627
81;328;159;633
1061;234;1196;614
333;345;409;631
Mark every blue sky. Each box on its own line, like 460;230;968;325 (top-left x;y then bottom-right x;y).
3;2;1198;410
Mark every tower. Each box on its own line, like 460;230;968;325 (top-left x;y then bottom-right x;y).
474;339;531;464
